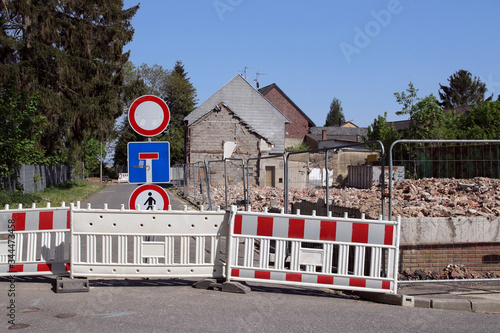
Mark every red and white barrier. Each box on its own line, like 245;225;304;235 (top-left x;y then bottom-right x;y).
0;202;402;297
0;203;71;276
226;207;401;294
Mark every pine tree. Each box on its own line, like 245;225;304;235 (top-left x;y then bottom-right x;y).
324;98;345;126
438;70;493;108
158;61;197;164
0;1;139;159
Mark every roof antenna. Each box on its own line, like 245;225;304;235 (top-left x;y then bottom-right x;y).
253;71;267;88
235;67;253;80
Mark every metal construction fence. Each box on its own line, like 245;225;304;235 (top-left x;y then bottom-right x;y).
388;140;500;279
181;141;387;217
177;140;500;278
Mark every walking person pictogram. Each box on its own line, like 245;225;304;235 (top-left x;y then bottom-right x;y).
144;192;156;210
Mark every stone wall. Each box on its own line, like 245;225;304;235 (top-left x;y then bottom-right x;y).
399;217;500;273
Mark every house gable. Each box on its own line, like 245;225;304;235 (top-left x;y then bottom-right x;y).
185;75;289;153
259;83;316;144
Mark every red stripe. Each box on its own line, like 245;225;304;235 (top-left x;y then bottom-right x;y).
351;223;369;243
286;273;302;282
317;276;334;285
39;211;53;230
257;216;273;237
234;215;242;234
384;225;394;245
139;153;159;159
320;220;337;241
288;219;304;238
11;212;26;231
9;265;23;273
349;278;366;288
254;271;271;279
67;210;71;229
37;263;51;271
382;281;391;290
66;263;71;271
231;269;240;277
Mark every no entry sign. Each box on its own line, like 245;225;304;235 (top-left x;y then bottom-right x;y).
128;95;170;137
129;184;170;210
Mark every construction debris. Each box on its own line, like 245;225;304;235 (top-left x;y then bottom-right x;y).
203;177;500;219
399;264;500;280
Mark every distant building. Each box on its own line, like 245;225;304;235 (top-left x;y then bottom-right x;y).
306;126;368;149
258;83;315;148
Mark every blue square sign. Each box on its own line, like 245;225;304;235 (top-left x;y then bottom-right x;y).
128;141;170;183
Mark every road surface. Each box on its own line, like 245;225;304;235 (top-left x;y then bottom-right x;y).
80;182;193;211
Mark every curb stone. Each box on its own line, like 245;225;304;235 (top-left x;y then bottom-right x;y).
356;292;500;313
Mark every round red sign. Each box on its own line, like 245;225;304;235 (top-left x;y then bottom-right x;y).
128;95;170;137
128;184;170;210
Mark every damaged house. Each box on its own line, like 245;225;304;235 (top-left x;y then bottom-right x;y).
184;75;292;186
184;74;290;163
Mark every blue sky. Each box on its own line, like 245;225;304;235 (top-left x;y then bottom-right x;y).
122;0;500;128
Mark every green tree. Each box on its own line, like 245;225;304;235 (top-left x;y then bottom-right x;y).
455;101;500;139
82;138;104;177
114;61;197;166
394;82;453;139
0;79;47;188
438;70;493;108
0;1;139;160
394;81;419;117
158;61;197;164
365;112;401;152
324;98;345;126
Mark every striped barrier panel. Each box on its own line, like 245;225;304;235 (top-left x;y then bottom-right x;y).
0;203;71;276
226;207;401;294
70;204;228;279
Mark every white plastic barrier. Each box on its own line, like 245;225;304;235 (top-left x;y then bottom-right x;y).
226;207;401;294
70;204;228;279
0;203;71;276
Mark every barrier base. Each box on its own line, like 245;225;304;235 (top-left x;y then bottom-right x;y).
55;277;90;293
193;279;251;294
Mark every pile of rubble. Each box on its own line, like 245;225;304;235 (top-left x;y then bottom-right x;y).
399;264;500;280
205;177;500;219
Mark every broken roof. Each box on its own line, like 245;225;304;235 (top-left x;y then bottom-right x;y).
185;74;290;152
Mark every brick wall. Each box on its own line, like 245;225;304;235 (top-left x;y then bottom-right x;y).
400;243;500;273
262;87;309;140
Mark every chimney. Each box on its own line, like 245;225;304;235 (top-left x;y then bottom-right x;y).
322;129;327;140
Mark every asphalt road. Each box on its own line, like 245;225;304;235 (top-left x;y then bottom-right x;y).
2;276;500;332
80;182;193;211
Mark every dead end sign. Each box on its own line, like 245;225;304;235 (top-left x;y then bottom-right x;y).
129;184;170;210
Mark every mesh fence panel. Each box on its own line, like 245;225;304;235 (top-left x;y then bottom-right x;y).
390;141;500;279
